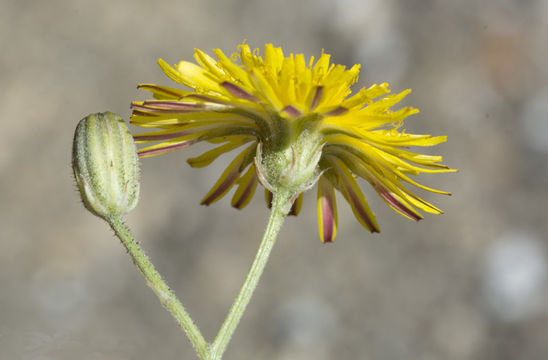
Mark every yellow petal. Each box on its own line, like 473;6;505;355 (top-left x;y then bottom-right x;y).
187;137;253;168
176;60;226;94
294;54;311;102
213;49;252;88
138;84;191;100
138;137;198;158
279;56;296;105
311;53;331;84
264;43;284;76
363;89;412;113
133;127;196;143
193;49;226;80
341;83;390;110
239;44;261;71
249;70;284;110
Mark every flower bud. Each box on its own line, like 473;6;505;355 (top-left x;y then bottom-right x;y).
72;112;140;219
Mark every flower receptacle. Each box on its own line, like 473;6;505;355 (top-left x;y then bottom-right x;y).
255;128;323;206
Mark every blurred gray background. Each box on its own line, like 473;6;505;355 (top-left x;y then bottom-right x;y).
2;0;548;359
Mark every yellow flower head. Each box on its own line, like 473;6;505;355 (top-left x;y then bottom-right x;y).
131;42;455;242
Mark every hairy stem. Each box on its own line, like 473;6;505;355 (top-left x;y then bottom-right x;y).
208;189;292;360
107;216;208;359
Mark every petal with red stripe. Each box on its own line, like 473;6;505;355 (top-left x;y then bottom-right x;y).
201;145;255;206
231;165;259;209
330;157;379;233
317;175;338;243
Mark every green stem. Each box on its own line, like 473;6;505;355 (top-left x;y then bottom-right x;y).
208;189;292;360
107;216;208;359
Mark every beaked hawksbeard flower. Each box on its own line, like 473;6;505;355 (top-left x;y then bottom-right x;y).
131;43;455;243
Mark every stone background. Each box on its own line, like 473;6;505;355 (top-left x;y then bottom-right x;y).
2;0;548;359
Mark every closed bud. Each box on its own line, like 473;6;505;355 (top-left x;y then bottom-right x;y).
72;112;140;219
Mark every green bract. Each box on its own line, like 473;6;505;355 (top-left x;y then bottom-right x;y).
72;112;140;219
